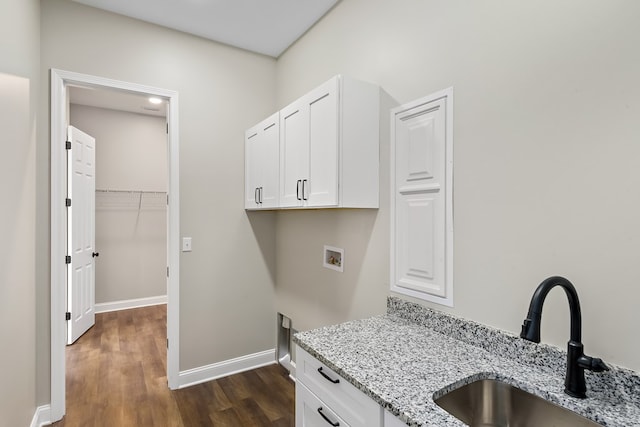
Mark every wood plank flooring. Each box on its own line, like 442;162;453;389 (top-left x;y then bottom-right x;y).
51;305;294;427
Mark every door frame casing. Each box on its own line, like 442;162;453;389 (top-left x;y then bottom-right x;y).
50;69;180;422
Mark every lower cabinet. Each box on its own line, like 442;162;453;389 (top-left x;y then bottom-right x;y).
295;346;383;427
383;410;407;427
297;382;350;427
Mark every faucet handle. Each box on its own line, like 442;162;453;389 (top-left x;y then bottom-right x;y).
590;357;609;372
578;355;609;372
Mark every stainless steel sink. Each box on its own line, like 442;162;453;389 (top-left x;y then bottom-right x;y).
434;379;602;426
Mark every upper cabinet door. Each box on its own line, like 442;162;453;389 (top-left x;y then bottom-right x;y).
245;112;279;210
259;114;280;208
245;126;260;209
280;101;309;207
307;77;339;207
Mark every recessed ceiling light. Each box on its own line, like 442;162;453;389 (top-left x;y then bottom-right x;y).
148;97;162;105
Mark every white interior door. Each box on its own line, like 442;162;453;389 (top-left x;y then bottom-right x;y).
67;125;96;344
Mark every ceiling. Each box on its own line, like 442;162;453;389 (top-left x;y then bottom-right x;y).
69;86;167;117
71;0;339;58
68;1;339;116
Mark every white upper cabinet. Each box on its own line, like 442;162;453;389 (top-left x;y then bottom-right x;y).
279;75;379;209
245;112;280;209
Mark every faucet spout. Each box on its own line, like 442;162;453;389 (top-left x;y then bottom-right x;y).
520;276;582;343
520;276;608;398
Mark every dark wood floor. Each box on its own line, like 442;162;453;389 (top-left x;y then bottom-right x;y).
52;305;294;427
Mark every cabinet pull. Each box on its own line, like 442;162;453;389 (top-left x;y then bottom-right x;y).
302;179;308;200
259;187;263;204
296;180;302;200
317;407;340;426
255;187;259;204
317;367;340;384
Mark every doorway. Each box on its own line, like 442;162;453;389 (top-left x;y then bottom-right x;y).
50;69;180;423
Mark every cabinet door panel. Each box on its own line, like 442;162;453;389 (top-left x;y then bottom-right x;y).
296;347;382;427
308;78;339;206
394;98;447;297
260;117;279;208
245;113;279;209
245;128;260;208
296;382;350;427
383;410;407;427
280;104;308;207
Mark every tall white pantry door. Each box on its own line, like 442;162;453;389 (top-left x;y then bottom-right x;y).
67;126;96;344
393;97;447;298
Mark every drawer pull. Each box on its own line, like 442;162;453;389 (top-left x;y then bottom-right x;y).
317;367;340;384
317;407;340;426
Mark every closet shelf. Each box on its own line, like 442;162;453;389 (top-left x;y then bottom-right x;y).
95;189;167;211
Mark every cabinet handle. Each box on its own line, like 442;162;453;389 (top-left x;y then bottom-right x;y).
296;180;302;200
317;407;340;426
255;187;260;204
317;367;340;384
259;187;263;204
302;179;308;200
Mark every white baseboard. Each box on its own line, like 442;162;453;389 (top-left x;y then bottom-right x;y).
278;353;296;377
94;295;167;313
178;349;276;389
288;360;297;383
30;405;51;427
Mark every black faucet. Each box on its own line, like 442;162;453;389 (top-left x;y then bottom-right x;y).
520;276;609;398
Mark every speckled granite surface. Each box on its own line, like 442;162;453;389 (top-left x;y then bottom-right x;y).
293;297;640;427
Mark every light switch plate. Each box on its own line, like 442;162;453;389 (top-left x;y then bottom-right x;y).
182;237;192;252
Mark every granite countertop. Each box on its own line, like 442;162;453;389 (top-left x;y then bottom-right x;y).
293;297;640;427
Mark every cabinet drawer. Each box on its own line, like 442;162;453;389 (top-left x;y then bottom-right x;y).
296;382;350;427
296;346;382;427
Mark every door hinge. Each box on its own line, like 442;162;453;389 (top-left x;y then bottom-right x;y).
65;255;71;264
65;312;71;321
65;198;71;207
65;141;71;150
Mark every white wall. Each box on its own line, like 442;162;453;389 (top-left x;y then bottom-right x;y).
71;105;167;192
38;0;278;404
0;0;39;425
275;0;640;372
70;104;167;304
33;0;640;411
